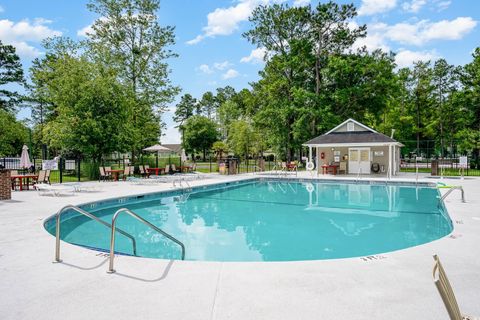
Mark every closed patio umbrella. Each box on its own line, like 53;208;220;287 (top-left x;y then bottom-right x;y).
19;145;32;169
143;144;172;168
181;149;187;162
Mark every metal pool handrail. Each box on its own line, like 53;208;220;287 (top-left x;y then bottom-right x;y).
107;208;185;273
440;186;466;203
54;205;137;262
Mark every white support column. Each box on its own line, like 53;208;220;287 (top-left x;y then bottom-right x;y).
393;145;396;175
388;144;393;178
308;146;312;162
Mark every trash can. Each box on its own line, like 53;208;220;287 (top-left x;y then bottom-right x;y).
431;160;438;176
218;162;226;175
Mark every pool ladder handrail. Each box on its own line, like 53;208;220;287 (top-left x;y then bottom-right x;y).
54;205;137;263
440;186;466;203
108;208;185;273
355;168;362;183
172;178;192;191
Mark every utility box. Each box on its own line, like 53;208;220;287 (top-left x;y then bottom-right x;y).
228;159;237;175
431;160;438;176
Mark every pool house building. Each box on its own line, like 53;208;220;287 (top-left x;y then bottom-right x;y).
303;119;403;176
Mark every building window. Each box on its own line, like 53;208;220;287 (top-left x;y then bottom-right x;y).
347;122;354;131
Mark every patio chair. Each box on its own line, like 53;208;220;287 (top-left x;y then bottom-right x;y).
171;164;181;173
34;170;46;188
142;164;150;178
165;165;170;175
433;255;478;320
121;166;135;181
45;169;51;184
99;167;111;182
121;167;130;181
190;163;197;173
10;170;19;190
339;162;347;174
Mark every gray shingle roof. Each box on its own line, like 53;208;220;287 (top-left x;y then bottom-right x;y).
162;144;183;154
304;131;397;145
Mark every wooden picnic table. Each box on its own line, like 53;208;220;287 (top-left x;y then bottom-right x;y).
106;169;124;181
147;167;165;176
321;164;339;175
11;174;38;191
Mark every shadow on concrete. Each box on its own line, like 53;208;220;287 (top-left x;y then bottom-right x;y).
112;259;175;283
58;257;109;271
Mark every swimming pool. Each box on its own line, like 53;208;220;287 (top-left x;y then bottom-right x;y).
44;179;453;262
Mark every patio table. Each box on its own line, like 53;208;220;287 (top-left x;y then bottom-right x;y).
106;169;123;181
147;167;165;176
11;174;39;191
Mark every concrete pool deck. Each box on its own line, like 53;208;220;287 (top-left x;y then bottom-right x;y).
0;172;479;319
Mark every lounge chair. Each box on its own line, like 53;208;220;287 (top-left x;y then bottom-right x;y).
165;165;170;175
36;184;76;197
433;255;478;320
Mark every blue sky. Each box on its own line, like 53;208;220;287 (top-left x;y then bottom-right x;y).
1;0;479;143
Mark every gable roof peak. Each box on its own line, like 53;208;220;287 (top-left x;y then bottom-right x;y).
325;118;378;135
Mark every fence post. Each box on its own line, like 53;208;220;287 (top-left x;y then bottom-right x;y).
59;157;63;184
77;158;81;182
209;154;212;173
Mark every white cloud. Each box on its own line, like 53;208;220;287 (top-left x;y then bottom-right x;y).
395;49;439;68
161;125;181;144
222;69;240;79
362;17;477;47
435;0;451;11
77;24;93;37
77;17;109;38
0;18;62;58
213;61;232;70
240;47;267;63
293;0;310;7
186;35;204;45
353;34;390;52
386;17;477;46
358;0;397;16
402;0;426;13
198;64;214;74
186;0;282;45
11;41;42;59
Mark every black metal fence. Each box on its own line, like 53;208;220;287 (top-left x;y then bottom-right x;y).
1;154;298;184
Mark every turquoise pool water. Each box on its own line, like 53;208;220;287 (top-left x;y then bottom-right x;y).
45;179;452;261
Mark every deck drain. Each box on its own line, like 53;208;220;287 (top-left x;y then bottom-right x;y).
449;234;463;239
360;255;386;261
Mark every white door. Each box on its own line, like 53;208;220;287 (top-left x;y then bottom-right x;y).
349;148;371;174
